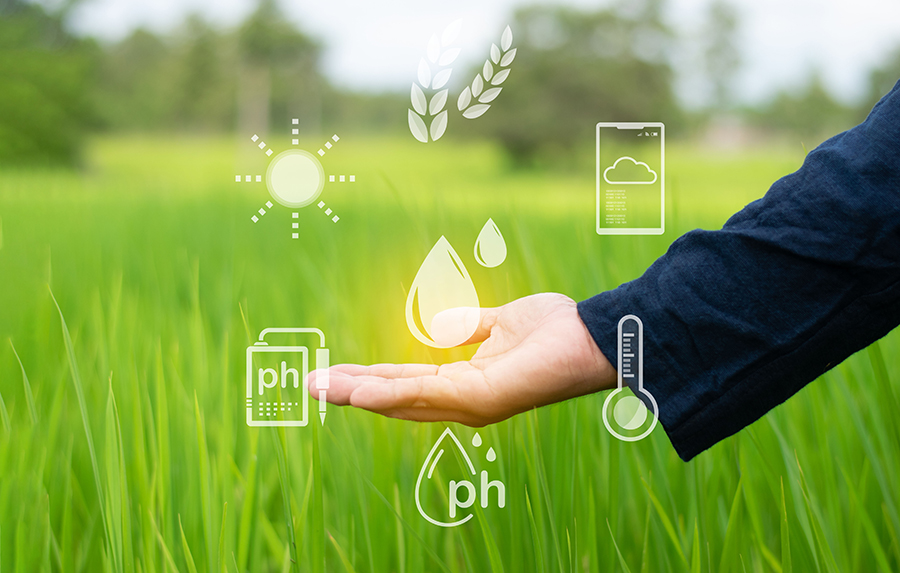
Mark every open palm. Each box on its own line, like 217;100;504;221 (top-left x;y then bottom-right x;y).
307;293;616;426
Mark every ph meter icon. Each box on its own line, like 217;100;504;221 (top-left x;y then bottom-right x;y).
245;327;329;427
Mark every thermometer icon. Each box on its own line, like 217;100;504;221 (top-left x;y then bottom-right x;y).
602;315;659;441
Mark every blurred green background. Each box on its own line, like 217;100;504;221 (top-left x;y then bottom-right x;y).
2;0;900;571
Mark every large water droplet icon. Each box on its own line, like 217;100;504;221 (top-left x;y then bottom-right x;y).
474;218;507;268
406;236;481;348
415;428;477;527
472;432;482;447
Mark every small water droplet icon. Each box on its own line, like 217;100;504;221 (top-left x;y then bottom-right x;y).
406;236;481;348
486;447;496;462
474;218;507;268
415;428;477;527
472;432;482;447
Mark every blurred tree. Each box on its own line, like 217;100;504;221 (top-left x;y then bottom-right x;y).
746;71;854;145
96;22;237;132
0;0;97;165
94;28;173;130
460;2;684;166
238;0;322;136
861;46;900;114
702;0;741;110
173;16;235;131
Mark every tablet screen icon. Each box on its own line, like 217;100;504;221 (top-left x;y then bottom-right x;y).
596;122;665;235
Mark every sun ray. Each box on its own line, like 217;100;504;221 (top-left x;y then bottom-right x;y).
317;134;340;157
328;175;355;183
252;134;274;156
317;200;340;223
251;200;274;223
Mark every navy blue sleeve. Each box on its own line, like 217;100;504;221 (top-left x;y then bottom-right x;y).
577;80;900;461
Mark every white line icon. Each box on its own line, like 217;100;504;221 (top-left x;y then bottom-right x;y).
416;428;476;527
603;156;658;185
408;21;515;142
602;315;659;441
236;121;349;231
415;428;506;527
595;122;665;235
245;327;329;427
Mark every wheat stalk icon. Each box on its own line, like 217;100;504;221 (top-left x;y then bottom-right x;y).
457;26;515;120
409;22;515;143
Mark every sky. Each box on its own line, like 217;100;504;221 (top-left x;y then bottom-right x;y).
67;0;900;106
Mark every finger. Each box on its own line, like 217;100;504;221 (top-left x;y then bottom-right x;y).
349;376;463;411
463;306;503;345
307;369;361;406
374;407;488;426
330;363;440;379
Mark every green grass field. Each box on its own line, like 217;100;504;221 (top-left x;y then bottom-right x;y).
1;134;899;572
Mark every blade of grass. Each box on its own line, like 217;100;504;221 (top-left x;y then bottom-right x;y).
50;287;111;564
328;533;359;573
529;412;564;573
271;428;299;573
194;393;214;570
148;512;180;573
606;519;633;573
640;476;688;567
105;379;134;573
781;478;792;573
61;439;75;573
238;302;253;346
838;468;892;572
218;503;228;573
640;494;652;573
835;381;900;537
795;454;840;573
443;426;506;573
473;503;506;573
525;488;544;570
236;430;258;572
690;519;700;573
0;385;10;434
882;504;900;566
355;471;452;573
154;341;173;547
392;484;406;573
718;477;744;573
179;515;199;573
8;339;38;425
311;421;325;573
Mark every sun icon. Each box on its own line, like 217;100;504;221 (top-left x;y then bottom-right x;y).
236;118;355;237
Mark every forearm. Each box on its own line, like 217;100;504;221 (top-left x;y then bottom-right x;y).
578;80;900;461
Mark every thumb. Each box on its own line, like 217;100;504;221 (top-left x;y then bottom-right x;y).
427;305;503;347
464;306;503;345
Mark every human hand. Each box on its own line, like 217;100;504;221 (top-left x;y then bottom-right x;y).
307;293;617;426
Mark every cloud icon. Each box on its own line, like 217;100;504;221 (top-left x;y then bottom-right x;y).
603;156;658;185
